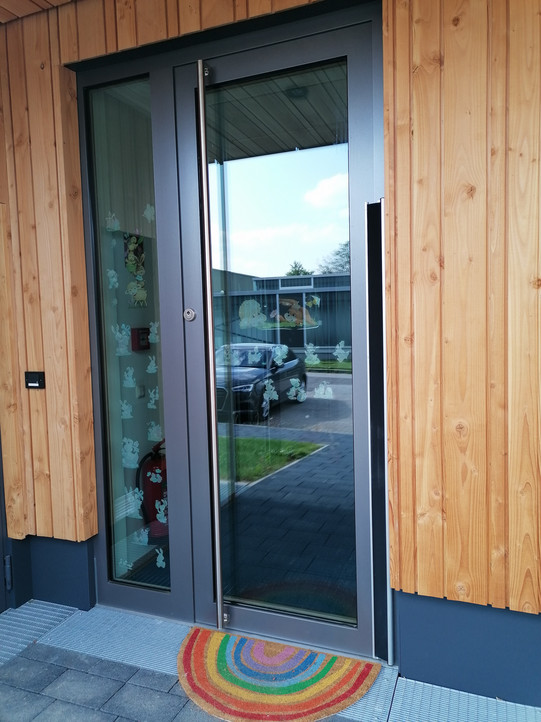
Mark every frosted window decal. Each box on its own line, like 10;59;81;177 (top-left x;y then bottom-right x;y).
305;344;321;366
142;203;155;223
239;299;267;328
124;486;144;518
272;345;288;366
333;340;350;363
263;379;278;403
147;422;163;441
105;212;120;232
149;321;160;343
155;499;168;525
223;346;242;366
123;367;136;388
314;381;334;399
146;356;158;374
287;378;307;402
147;387;159;409
112;324;131;356
135;528;149;545
147;466;163;485
107;269;119;289
122;438;140;468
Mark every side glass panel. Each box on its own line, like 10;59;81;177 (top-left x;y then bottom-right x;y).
207;60;357;624
88;79;170;589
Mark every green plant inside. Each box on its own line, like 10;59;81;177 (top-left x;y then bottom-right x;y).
218;436;321;482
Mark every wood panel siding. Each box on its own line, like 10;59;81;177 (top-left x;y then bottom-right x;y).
384;0;541;613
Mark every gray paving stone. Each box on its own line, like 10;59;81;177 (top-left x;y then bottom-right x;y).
173;699;218;721
101;682;187;722
169;681;189;698
21;644;102;671
89;657;139;682
41;669;123;709
33;699;118;721
0;681;53;722
128;667;179;692
0;656;65;693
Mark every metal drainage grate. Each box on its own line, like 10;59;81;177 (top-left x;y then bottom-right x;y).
388;677;541;722
0;600;76;665
338;664;399;722
40;605;192;676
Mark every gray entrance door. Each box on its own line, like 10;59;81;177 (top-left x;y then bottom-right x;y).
172;16;383;658
80;2;384;661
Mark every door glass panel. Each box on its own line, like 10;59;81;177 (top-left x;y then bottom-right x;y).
88;79;170;589
206;60;357;624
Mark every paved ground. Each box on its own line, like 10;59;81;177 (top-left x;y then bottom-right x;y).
0;641;216;721
220;431;357;620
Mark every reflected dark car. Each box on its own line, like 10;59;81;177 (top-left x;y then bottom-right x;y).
215;343;307;422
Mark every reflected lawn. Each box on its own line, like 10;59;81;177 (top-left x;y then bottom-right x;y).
218;437;321;482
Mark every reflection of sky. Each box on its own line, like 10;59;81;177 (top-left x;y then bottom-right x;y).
209;144;349;278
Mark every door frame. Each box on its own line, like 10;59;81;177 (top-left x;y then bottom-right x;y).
175;17;383;658
76;0;385;657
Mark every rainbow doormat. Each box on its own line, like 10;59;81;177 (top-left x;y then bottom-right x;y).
177;627;380;721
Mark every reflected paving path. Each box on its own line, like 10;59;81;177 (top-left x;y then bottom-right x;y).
220;425;357;622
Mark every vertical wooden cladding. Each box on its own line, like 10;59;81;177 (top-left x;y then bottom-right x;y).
507;0;541;614
385;0;541;614
54;0;319;65
0;9;97;540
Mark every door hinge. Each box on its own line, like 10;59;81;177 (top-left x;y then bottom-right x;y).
3;554;12;592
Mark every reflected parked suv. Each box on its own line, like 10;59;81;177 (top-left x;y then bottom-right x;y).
215;343;307;422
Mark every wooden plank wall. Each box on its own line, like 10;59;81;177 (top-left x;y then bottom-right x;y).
384;0;541;614
0;0;316;541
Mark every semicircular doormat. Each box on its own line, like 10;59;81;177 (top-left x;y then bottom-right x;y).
178;627;381;722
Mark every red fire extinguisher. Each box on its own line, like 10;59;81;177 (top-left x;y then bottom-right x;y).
136;439;167;540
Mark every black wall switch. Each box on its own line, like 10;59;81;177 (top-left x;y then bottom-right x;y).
25;371;45;389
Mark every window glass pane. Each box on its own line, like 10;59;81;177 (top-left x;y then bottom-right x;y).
88;78;169;589
207;60;357;625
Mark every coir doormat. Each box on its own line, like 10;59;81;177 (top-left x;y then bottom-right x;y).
178;627;380;721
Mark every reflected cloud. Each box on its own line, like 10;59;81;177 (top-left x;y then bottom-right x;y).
213;221;349;277
304;173;348;209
